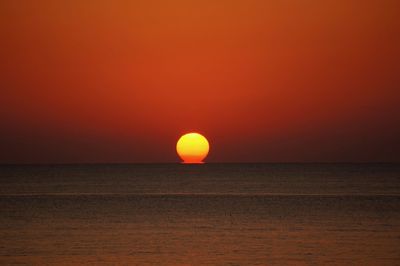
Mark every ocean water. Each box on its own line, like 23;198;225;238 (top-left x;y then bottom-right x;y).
0;163;399;265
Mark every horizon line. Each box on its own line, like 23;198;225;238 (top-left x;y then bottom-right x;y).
1;161;399;166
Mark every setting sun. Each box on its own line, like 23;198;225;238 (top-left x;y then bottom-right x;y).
176;133;210;164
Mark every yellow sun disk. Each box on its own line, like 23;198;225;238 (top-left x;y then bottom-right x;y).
176;133;209;163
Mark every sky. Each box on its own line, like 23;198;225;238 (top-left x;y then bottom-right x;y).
1;0;399;163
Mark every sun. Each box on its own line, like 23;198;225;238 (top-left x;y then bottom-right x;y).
176;132;210;164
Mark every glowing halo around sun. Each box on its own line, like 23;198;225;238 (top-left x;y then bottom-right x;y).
176;132;210;164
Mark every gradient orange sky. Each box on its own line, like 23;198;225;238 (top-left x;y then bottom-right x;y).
1;0;399;163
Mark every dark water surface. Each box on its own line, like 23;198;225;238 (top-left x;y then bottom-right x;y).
1;164;399;265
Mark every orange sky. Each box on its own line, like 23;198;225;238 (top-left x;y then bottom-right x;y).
1;0;399;163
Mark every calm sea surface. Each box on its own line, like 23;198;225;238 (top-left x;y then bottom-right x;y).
1;163;399;265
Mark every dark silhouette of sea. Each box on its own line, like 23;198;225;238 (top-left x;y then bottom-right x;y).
1;163;399;265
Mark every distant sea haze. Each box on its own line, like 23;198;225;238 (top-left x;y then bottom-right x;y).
1;163;399;265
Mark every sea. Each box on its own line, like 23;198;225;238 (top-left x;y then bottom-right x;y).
0;163;399;265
